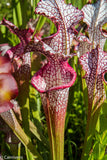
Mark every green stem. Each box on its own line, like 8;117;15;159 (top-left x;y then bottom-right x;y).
48;116;64;160
20;0;27;28
18;79;30;137
46;95;65;160
17;143;21;160
49;119;64;160
80;68;101;160
32;16;46;39
81;103;101;160
12;0;22;27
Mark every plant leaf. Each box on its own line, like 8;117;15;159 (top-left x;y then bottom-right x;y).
1;18;34;57
0;110;43;160
35;0;83;55
77;35;92;57
29;120;49;149
82;0;107;49
79;46;107;110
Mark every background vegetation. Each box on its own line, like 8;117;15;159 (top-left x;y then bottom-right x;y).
0;0;107;160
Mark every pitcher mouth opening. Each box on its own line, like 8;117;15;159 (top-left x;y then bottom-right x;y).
31;63;76;93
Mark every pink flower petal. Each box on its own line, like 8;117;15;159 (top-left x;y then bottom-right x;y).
0;102;13;113
0;56;12;73
0;73;18;102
